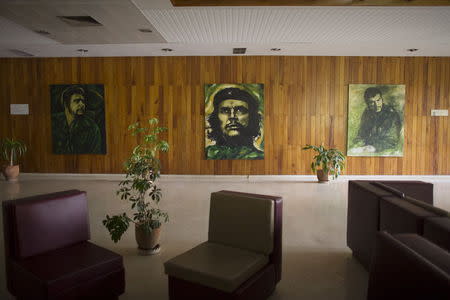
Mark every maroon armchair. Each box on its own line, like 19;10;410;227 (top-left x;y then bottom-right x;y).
367;231;450;300
2;190;125;300
347;180;433;269
164;190;282;300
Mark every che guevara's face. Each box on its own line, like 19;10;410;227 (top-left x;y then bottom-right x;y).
68;93;86;115
218;99;249;137
367;93;383;112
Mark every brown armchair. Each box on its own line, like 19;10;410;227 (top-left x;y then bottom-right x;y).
2;190;125;300
164;190;282;300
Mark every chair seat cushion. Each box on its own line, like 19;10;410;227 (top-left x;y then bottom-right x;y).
164;242;268;293
11;241;124;298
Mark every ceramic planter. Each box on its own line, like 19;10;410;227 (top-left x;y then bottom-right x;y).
316;169;329;183
2;165;19;182
135;224;161;254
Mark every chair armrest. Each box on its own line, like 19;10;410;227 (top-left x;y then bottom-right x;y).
371;182;405;198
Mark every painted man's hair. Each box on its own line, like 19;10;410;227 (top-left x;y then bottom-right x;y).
207;87;261;144
61;85;85;109
363;87;383;104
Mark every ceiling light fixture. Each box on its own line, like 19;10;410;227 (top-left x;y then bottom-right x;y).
139;29;153;33
162;48;173;52
77;49;88;53
270;48;281;51
407;48;419;52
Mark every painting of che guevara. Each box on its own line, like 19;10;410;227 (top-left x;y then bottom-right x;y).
50;84;106;154
205;84;264;160
347;84;405;157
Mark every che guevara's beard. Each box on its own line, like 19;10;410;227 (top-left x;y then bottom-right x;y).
71;108;85;117
225;122;244;134
222;136;253;147
216;125;254;147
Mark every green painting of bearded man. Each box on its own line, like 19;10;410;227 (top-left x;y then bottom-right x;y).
347;84;405;157
50;84;106;154
205;84;264;160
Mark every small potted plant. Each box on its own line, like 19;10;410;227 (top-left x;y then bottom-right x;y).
1;137;27;181
302;144;345;182
103;117;169;254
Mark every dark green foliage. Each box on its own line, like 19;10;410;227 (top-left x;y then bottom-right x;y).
102;117;169;243
102;214;130;243
302;144;346;179
0;137;27;166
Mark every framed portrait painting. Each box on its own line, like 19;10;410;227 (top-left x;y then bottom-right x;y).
205;83;264;160
347;84;405;157
50;84;106;154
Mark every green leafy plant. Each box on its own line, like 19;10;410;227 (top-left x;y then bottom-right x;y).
103;118;169;243
302;144;346;179
1;138;27;166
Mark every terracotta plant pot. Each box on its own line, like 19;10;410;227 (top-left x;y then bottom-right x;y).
316;169;329;183
2;165;20;182
135;224;161;251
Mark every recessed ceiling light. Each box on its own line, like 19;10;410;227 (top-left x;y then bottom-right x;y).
34;30;50;35
270;48;281;51
407;48;419;52
161;48;173;52
139;28;153;33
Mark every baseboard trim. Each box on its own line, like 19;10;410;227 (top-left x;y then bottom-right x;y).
19;173;450;182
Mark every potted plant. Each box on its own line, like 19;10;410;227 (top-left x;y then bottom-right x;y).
1;137;27;181
302;144;345;182
103;118;169;254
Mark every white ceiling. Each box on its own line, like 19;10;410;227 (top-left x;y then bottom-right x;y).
0;0;449;57
0;0;166;45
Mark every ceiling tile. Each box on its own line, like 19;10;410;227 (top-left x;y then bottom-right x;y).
142;7;450;44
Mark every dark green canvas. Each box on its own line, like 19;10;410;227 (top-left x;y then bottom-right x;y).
50;84;106;154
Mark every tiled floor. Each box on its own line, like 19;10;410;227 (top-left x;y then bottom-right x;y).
1;175;449;300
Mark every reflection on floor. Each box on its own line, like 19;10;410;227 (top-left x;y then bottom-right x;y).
1;176;449;300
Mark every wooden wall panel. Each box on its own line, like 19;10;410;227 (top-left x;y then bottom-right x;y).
0;56;449;175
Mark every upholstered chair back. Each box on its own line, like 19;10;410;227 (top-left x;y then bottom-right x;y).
3;190;90;259
208;191;274;255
